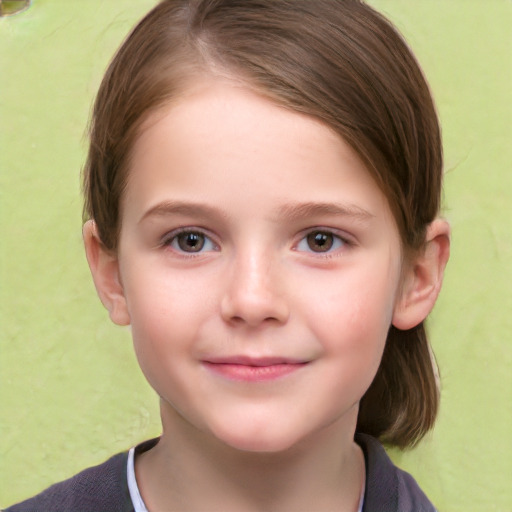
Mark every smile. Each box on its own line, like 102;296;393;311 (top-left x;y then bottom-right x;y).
202;357;309;382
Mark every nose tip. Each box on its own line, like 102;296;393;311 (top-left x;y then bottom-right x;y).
221;289;289;327
220;257;289;327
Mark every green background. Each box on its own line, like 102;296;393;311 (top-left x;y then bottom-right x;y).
1;1;511;510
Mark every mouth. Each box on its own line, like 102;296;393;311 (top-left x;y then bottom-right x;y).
202;356;309;382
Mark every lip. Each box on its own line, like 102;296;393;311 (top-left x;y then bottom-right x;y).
202;356;309;382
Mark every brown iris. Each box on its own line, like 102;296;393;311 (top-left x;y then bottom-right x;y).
307;231;334;252
177;232;205;252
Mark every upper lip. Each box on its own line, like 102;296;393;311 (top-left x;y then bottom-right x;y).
203;356;308;367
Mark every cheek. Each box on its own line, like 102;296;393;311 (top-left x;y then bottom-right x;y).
303;261;400;361
121;268;214;380
306;277;396;411
125;261;217;327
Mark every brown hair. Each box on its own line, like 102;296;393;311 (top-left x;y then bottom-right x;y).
83;0;443;449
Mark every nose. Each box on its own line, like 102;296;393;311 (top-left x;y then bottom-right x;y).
220;248;289;327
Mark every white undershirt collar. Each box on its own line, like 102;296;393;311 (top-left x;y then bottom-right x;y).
127;446;149;512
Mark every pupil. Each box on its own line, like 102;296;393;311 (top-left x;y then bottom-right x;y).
308;231;333;252
178;232;204;252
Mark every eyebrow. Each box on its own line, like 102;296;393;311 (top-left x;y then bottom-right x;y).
139;200;374;224
276;202;374;223
139;200;228;224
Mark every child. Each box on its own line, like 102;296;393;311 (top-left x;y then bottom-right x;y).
7;0;450;510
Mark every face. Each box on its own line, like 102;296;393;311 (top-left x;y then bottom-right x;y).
112;79;405;453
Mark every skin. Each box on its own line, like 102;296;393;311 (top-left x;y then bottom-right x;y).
84;78;450;511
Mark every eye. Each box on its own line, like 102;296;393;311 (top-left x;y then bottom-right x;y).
296;230;346;253
165;230;217;253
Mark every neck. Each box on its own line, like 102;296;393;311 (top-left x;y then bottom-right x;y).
136;401;365;512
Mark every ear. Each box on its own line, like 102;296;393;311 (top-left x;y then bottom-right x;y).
392;219;450;330
83;220;131;326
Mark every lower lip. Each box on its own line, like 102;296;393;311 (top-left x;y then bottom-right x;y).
203;362;307;382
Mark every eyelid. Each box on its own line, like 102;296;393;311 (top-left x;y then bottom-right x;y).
161;227;220;252
158;226;354;255
294;227;355;254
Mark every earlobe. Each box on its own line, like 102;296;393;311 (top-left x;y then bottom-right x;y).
392;219;450;330
83;220;131;326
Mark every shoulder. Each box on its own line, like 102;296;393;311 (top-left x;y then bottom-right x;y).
355;433;437;512
4;450;132;512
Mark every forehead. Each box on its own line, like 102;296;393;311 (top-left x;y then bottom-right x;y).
135;76;344;170
123;78;394;227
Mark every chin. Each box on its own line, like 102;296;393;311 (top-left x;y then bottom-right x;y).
222;436;301;454
209;421;306;454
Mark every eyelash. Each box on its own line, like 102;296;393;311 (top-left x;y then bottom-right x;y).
295;229;353;256
161;228;218;255
160;227;353;257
